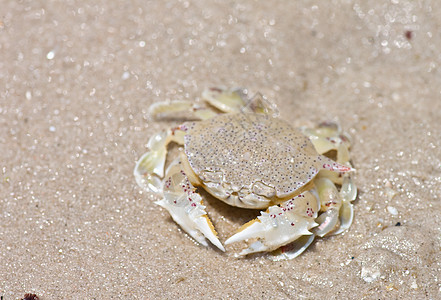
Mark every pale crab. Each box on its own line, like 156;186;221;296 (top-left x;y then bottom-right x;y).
134;88;357;260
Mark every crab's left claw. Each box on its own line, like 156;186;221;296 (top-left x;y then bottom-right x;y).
156;159;225;251
225;192;318;256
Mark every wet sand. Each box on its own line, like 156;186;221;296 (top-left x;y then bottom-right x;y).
1;1;440;298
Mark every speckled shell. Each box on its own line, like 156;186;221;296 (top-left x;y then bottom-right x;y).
184;113;324;199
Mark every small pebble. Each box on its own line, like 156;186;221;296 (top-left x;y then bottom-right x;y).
387;206;398;215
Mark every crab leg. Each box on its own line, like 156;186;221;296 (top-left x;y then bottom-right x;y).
201;87;247;113
331;175;357;235
148;87;250;122
300;121;357;237
149;100;218;121
134;127;186;194
313;177;343;237
156;157;225;251
203;87;280;117
303;121;357;236
225;191;319;256
301;122;351;162
149;87;280;124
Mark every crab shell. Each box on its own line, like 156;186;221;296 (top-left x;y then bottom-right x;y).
179;112;342;210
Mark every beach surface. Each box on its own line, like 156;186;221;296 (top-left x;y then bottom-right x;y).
1;1;440;298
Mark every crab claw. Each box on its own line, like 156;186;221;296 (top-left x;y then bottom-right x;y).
225;192;318;256
157;159;225;251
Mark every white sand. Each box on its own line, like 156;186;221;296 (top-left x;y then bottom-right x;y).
1;1;440;298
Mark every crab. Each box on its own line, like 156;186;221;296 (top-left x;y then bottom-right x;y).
134;87;357;260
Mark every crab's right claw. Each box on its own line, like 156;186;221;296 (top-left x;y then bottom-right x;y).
134;131;169;194
225;192;318;256
157;159;225;251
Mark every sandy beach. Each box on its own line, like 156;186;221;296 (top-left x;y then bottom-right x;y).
1;1;440;298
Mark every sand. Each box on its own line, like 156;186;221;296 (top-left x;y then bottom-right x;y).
1;1;440;299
